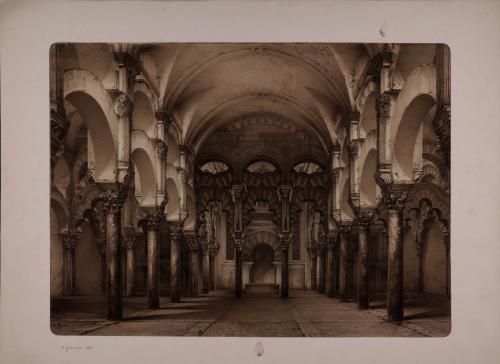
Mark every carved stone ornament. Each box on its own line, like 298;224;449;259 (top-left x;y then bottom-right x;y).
293;162;323;175
62;230;81;250
186;235;199;251
232;231;244;251
375;93;391;120
246;161;277;175
155;139;168;160
114;92;134;117
170;224;182;241
278;185;293;202
356;212;372;230
279;232;291;250
198;161;230;175
383;188;409;212
101;187;128;214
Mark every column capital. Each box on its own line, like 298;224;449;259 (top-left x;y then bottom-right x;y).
339;225;352;240
231;184;247;200
381;184;412;212
62;230;80;250
142;201;166;231
279;232;291;250
170;223;182;241
233;231;244;251
99;185;128;214
278;185;293;201
355;207;375;230
113;92;134;117
185;233;199;251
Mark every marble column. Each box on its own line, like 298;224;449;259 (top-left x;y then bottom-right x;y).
310;247;317;290
280;234;290;298
170;224;181;303
317;248;324;294
234;235;243;298
231;185;246;299
202;248;210;294
386;192;408;321
325;237;335;298
278;186;292;298
357;216;371;309
339;228;350;302
416;243;424;293
97;238;106;293
209;250;216;291
125;235;136;297
103;188;127;321
187;234;199;297
62;231;79;296
146;214;161;309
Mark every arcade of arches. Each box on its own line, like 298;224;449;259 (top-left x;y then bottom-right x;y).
50;43;451;336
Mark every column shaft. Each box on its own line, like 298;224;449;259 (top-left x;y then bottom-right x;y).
170;227;181;303
235;247;243;298
189;249;198;297
281;247;289;298
317;253;323;294
310;252;317;290
387;208;404;321
126;245;135;297
339;233;349;302
202;251;210;293
209;255;216;290
326;245;334;297
62;245;75;296
106;207;122;320
147;227;159;309
358;226;370;309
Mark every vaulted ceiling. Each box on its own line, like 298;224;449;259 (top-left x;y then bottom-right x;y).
138;43;372;156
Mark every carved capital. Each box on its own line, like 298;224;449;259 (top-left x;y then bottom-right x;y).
114;92;134;117
279;232;290;250
62;231;80;250
186;234;199;251
143;201;166;231
231;184;246;203
170;223;182;241
100;185;128;214
278;185;293;202
339;225;351;240
233;231;244;251
383;188;409;212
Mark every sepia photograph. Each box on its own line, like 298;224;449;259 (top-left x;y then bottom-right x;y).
49;42;451;337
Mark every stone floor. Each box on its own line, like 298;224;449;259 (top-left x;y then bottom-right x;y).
50;290;451;337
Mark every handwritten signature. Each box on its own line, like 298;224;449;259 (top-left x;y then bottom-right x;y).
60;345;93;352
